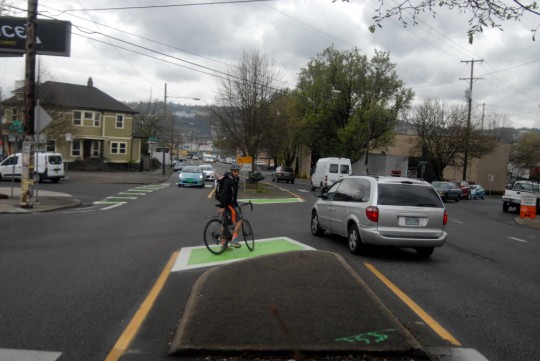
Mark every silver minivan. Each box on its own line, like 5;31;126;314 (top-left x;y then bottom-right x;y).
311;176;448;257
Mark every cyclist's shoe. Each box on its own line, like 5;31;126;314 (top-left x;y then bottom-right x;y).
230;238;242;248
221;240;233;251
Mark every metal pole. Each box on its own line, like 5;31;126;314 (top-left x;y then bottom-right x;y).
460;59;483;181
162;83;167;175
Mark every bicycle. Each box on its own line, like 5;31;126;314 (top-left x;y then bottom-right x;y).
203;201;255;255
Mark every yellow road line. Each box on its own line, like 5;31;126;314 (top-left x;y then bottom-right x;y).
364;262;462;346
105;251;179;361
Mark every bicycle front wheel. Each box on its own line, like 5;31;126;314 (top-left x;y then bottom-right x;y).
204;218;226;255
242;219;255;251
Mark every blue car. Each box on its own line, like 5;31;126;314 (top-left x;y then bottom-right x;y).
178;165;205;188
470;184;485;199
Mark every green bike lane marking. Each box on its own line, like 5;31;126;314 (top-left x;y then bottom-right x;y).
171;237;315;272
238;198;304;204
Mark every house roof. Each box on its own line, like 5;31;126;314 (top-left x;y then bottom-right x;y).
1;78;137;114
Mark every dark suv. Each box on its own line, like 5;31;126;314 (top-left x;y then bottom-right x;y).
272;166;295;184
311;176;448;258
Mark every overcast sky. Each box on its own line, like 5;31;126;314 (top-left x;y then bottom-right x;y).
1;0;539;129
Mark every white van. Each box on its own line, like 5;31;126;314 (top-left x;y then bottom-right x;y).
0;152;65;183
310;157;352;191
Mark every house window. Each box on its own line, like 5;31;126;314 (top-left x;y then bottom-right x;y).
111;142;127;154
72;140;81;156
73;111;82;126
46;140;56;152
115;114;124;129
93;112;101;127
83;111;101;127
11;108;17;121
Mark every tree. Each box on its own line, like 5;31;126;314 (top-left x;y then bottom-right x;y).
262;89;303;167
296;46;413;163
34;63;76;152
411;98;497;180
212;48;283;166
363;0;540;43
510;131;540;169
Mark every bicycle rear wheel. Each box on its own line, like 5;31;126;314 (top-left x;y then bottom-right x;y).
204;219;226;255
242;219;255;251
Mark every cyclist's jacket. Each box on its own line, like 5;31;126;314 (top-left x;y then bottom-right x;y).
218;173;239;208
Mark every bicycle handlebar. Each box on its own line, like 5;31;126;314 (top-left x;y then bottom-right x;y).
215;201;253;212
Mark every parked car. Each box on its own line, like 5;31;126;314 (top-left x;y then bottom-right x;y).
200;164;215;181
470;184;485;199
178;166;205;188
248;171;265;183
272;166;295;184
311;176;448;258
432;181;462;202
452;180;471;199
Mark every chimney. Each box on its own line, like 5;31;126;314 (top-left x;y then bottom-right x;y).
87;77;93;87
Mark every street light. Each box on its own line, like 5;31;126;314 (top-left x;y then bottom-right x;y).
163;82;200;175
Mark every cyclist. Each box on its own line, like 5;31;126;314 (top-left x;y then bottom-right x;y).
217;163;244;250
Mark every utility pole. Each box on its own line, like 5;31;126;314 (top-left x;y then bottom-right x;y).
162;83;167;175
460;59;483;181
20;0;38;207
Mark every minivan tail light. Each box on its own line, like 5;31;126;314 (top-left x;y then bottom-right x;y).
366;206;379;222
443;211;448;225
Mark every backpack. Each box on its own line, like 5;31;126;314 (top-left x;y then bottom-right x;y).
215;172;231;201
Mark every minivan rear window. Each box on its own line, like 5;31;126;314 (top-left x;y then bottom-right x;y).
377;184;443;208
329;164;338;173
340;165;350;174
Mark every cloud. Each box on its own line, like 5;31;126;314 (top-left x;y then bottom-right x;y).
1;0;538;128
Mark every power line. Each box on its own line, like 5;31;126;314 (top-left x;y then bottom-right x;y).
61;0;275;12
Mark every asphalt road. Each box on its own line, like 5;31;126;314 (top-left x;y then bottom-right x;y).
0;169;538;361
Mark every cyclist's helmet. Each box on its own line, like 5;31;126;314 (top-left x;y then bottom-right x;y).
230;163;241;171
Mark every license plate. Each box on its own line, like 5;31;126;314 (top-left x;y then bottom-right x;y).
405;217;420;226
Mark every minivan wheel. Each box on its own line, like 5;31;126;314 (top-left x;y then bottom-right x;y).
416;247;434;258
348;224;363;255
311;211;325;236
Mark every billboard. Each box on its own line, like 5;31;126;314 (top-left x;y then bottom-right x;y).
0;16;71;56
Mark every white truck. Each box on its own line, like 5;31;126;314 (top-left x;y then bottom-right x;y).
502;180;540;213
310;157;352;191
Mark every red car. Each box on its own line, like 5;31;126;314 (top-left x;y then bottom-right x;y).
452;180;471;199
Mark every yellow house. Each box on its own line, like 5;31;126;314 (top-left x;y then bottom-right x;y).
0;78;141;169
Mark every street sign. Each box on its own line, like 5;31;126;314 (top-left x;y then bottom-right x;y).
9;119;24;134
0;17;71;56
34;103;53;133
237;156;253;172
